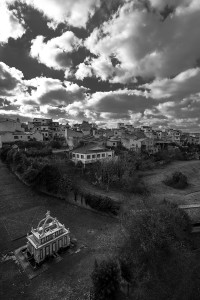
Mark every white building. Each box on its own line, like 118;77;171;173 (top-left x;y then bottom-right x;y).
71;143;114;165
26;211;70;265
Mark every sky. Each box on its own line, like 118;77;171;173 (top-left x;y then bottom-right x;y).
0;0;200;131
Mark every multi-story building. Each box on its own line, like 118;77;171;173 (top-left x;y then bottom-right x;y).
26;211;70;265
0;117;24;132
33;118;52;126
106;137;121;147
0;131;43;143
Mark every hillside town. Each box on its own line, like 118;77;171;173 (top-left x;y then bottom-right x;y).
1;117;200;161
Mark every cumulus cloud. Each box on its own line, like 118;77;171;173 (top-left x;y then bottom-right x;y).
30;31;82;71
24;0;100;28
84;0;200;83
0;62;25;97
141;68;200;99
23;77;89;106
0;0;25;43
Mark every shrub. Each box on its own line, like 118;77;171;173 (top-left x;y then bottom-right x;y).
58;174;72;195
91;259;121;300
36;164;61;193
122;172;148;194
0;146;11;161
22;167;40;185
164;171;188;189
25;148;52;157
48;140;62;149
84;193;120;215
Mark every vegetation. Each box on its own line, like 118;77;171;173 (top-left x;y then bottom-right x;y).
88;155;147;194
91;201;193;300
84;193;120;215
164;171;188;189
91;259;122;300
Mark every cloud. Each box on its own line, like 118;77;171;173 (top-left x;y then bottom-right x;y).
0;0;25;43
141;68;200;99
24;0;101;28
30;31;82;71
23;77;89;106
0;62;24;96
84;0;200;83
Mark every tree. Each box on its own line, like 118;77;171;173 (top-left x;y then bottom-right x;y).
118;201;192;300
36;164;61;193
91;259;122;300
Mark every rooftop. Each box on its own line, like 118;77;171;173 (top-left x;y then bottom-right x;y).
73;143;111;154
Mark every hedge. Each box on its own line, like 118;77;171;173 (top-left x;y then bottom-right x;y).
84;193;120;215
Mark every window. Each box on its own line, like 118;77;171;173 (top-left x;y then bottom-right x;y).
64;236;68;245
81;155;84;159
73;153;75;157
40;249;43;260
113;143;116;146
14;136;18;139
97;154;100;158
102;153;105;157
87;155;91;159
77;154;79;158
92;154;95;158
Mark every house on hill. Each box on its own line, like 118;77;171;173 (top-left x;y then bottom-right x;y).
26;211;70;265
71;143;114;165
0;117;24;132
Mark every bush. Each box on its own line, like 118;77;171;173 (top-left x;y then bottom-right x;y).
25;148;52;157
36;164;61;193
22;167;40;185
58;174;72;195
48;140;62;149
0;146;11;161
164;171;188;189
91;259;121;300
122;172;148;194
84;193;120;215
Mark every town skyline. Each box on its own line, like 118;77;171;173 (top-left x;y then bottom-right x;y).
1;0;200;131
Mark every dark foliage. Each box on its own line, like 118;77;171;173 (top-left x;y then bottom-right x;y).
0;146;11;161
91;259;121;300
84;193;120;215
164;171;188;189
22;168;40;185
36;164;61;193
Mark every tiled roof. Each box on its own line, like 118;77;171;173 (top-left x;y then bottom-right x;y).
73;143;111;154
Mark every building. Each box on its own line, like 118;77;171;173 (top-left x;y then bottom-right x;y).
33;118;52;126
123;137;157;153
26;211;70;265
106;137;121;147
0;117;24;132
71;143;114;165
0;131;43;144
